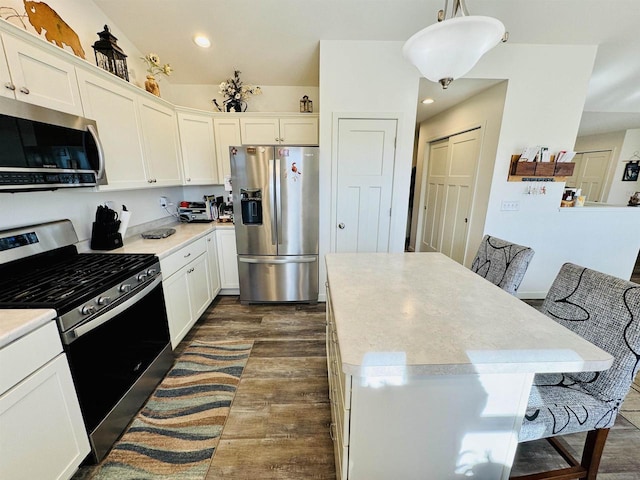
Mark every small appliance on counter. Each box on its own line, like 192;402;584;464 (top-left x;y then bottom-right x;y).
178;201;213;223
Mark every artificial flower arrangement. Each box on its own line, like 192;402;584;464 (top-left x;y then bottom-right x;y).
141;53;172;96
213;70;261;112
141;53;173;77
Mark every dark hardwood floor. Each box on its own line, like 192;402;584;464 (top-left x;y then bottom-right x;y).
80;296;640;479
177;296;335;480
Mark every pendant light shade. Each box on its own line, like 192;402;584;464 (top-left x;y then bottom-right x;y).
403;4;506;88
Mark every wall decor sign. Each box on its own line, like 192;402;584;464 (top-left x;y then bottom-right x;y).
622;161;639;182
0;1;85;58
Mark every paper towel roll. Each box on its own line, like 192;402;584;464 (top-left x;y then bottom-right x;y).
118;208;131;238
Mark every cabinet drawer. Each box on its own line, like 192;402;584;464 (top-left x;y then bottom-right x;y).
160;237;207;278
0;322;61;394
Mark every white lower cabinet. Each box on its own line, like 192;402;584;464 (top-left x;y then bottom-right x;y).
326;289;350;480
206;232;222;298
0;322;90;480
216;229;239;290
161;238;212;349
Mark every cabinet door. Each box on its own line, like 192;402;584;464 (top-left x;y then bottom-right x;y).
138;98;183;186
1;33;82;115
77;68;148;190
216;229;239;289
0;354;90;480
163;267;192;349
187;253;211;320
240;117;280;145
213;118;241;181
0;36;14;100
177;111;218;185
279;117;318;145
206;233;222;298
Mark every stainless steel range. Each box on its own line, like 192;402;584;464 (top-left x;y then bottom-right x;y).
0;220;173;462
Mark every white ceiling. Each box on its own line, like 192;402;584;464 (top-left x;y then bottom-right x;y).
93;0;640;136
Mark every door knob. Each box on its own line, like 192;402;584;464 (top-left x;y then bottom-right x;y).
338;223;345;229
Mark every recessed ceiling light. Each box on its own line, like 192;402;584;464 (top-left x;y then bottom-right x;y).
193;35;211;48
421;98;435;104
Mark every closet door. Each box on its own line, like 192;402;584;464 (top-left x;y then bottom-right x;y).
420;129;481;265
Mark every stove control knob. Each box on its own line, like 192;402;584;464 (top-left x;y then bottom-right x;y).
97;296;111;306
146;268;157;277
119;283;131;293
137;273;148;282
81;305;96;315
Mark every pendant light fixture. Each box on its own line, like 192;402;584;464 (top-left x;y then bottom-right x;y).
403;0;507;89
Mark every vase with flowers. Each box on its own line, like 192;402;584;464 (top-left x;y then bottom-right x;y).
213;70;261;112
141;53;172;96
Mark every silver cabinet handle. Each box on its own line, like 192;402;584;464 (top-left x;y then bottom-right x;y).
4;82;15;91
338;223;345;229
19;86;29;94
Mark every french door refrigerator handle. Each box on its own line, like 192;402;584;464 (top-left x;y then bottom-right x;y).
269;159;277;245
275;158;282;245
239;256;317;264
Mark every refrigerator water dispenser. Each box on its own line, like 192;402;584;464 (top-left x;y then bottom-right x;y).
240;189;263;225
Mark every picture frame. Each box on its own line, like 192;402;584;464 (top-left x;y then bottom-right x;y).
622;161;640;182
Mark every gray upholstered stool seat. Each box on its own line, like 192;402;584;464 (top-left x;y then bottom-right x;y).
520;372;619;442
471;235;534;295
512;262;640;479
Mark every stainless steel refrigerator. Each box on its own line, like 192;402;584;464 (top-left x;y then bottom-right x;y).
231;146;319;303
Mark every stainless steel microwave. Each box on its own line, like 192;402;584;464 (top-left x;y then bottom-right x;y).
0;96;105;191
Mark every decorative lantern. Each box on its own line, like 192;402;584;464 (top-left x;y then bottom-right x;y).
300;95;313;113
92;25;129;81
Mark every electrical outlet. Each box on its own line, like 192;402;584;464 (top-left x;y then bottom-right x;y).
159;196;168;208
501;200;520;211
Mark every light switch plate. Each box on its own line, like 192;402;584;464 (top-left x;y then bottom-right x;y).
501;200;520;211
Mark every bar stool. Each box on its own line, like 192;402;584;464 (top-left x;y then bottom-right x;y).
470;235;535;295
512;263;640;479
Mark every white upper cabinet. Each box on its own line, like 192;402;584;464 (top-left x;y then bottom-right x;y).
0;32;82;115
213;117;241;181
0;36;13;100
177;110;219;185
138;97;183;187
76;68;148;190
240;116;318;145
279;116;319;145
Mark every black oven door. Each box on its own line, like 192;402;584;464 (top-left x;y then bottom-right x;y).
63;277;173;461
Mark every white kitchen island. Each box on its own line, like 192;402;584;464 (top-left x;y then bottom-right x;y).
325;252;614;480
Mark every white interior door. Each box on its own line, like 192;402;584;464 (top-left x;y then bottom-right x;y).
335;118;397;252
419;129;480;264
420;139;448;253
568;150;612;202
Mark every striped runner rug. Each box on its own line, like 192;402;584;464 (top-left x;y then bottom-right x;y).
92;340;252;479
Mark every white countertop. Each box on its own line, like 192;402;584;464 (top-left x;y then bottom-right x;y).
0;309;57;349
108;222;234;259
326;252;613;377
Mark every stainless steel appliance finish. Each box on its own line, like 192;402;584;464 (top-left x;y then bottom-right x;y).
231;146;319;303
0;96;105;191
0;220;172;462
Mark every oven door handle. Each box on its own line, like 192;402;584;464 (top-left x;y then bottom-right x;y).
63;276;162;344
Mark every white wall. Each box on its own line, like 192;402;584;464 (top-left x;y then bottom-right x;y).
469;44;640;296
411;81;508;264
167;84;319;113
614;129;640;204
0;183;225;241
318;40;419;299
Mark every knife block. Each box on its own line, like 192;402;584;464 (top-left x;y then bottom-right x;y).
90;221;123;250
